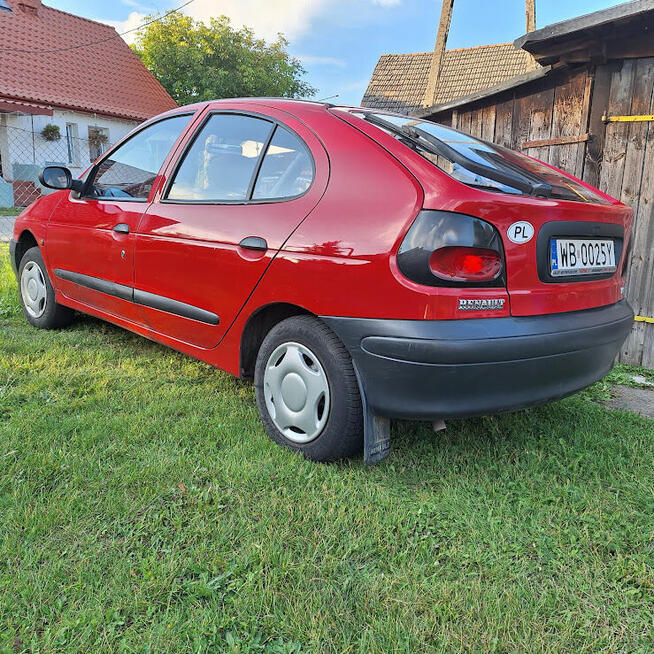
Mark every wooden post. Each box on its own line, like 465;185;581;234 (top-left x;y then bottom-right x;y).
422;0;455;108
525;0;536;33
525;0;539;70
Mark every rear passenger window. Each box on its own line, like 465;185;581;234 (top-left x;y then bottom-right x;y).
252;127;313;199
167;114;273;202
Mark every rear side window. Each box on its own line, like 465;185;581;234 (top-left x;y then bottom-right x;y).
89;114;191;200
252;127;313;200
167;114;274;202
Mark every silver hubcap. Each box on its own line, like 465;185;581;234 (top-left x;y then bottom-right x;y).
263;342;330;444
20;261;47;319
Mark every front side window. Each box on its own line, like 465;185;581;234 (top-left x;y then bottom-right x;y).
355;111;608;204
252;126;313;200
88;114;192;201
167;114;274;202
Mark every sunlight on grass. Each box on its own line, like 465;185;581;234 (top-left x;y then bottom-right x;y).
0;244;652;652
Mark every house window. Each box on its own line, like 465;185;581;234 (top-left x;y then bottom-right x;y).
66;123;79;166
88;126;110;162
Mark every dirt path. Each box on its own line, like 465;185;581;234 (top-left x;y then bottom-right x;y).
606;385;654;419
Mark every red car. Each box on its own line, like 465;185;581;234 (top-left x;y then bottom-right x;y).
10;99;634;463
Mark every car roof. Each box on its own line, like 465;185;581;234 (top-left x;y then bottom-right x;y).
159;97;364;120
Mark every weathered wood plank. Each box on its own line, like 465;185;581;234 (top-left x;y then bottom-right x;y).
524;87;555;162
521;134;590;149
512;93;533;158
457;109;472;135
481;104;496;141
619;58;654;366
599;60;638;199
494;98;514;148
469;106;484;138
620;58;654;208
583;64;614;187
549;70;591;177
575;71;594;177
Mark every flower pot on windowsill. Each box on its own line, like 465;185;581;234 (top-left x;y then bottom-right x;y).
41;124;61;142
88;132;109;149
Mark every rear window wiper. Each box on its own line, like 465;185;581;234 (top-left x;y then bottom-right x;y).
364;114;552;198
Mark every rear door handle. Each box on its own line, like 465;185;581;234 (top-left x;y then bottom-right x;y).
113;223;130;234
239;236;267;251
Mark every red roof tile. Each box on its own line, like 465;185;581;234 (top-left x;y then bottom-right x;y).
0;0;177;121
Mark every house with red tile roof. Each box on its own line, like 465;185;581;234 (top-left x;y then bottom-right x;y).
0;0;177;207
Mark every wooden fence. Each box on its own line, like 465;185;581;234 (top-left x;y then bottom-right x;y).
427;59;654;368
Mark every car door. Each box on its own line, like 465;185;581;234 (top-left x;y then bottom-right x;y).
134;105;329;349
46;113;194;324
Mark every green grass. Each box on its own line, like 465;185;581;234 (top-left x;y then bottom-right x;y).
0;207;22;217
0;245;652;653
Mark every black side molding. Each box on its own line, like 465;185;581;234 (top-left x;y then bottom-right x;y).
133;289;220;325
54;269;220;326
55;269;133;302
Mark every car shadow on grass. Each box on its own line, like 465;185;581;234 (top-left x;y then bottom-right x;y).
66;312;650;476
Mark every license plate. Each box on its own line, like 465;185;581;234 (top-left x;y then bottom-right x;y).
550;238;616;276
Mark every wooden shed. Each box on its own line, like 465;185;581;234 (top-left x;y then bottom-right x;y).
415;1;654;368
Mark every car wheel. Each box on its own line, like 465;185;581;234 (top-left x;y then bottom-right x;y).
254;315;363;462
18;246;74;329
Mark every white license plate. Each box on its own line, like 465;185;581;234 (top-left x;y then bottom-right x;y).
550;238;616;276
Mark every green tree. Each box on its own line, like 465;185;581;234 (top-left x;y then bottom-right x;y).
132;13;316;106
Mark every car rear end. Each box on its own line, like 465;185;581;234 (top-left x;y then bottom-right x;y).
324;109;634;420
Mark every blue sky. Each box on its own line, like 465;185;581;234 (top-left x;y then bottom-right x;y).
49;0;623;105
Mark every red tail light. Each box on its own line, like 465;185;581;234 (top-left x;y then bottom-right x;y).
429;247;502;282
397;210;505;287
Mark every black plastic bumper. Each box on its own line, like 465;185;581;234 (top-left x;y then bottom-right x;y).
322;301;634;420
8;239;18;278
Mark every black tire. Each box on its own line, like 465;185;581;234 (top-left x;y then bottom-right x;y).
254;315;363;462
17;246;74;329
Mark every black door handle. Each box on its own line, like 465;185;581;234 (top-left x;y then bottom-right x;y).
239;236;267;251
113;223;130;234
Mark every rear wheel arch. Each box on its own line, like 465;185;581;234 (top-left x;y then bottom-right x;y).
239;302;313;380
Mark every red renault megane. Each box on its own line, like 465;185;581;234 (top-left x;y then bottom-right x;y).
10;99;634;463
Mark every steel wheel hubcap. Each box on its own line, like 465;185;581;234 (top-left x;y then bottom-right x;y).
20;261;47;319
263;341;330;444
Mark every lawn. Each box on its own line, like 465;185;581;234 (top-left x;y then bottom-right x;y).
0;245;652;653
0;208;22;217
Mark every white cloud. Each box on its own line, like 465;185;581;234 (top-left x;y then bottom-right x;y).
102;11;146;44
296;54;347;68
102;0;402;46
184;0;402;42
185;0;331;41
120;0;149;8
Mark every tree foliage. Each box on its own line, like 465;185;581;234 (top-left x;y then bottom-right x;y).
132;13;316;106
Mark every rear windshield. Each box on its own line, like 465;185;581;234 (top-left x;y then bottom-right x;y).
353;111;609;204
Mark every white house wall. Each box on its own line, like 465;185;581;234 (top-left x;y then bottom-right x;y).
3;109;139;179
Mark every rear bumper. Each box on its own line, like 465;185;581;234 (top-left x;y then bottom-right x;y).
322;301;634;420
9;239;18;278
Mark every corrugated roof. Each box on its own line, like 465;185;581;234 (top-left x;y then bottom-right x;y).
362;43;534;114
0;0;177;122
